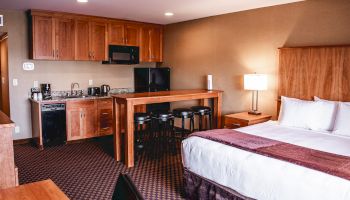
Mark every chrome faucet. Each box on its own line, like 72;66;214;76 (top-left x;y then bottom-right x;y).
71;83;80;95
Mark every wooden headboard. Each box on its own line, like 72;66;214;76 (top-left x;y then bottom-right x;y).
277;46;350;113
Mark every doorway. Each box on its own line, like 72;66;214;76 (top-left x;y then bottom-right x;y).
0;32;10;116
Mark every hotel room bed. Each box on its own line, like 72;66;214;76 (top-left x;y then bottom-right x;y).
182;121;350;200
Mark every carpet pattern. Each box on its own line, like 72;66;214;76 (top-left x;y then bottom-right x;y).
14;137;185;200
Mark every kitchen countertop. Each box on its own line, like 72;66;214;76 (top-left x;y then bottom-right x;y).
29;95;112;104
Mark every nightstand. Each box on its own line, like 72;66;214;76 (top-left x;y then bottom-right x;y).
224;112;272;129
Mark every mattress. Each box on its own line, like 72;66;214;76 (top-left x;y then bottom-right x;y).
182;121;350;200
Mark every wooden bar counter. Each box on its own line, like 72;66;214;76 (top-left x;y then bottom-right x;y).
112;89;223;167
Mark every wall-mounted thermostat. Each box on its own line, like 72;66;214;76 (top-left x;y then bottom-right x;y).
0;15;3;27
23;62;35;71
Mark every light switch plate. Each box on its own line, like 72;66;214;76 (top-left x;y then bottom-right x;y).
0;15;3;27
12;79;18;86
89;80;93;86
34;80;38;87
15;126;20;134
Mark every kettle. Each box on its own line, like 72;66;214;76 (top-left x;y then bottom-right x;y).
101;84;110;96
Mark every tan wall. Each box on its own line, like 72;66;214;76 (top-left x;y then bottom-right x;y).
0;10;154;139
163;0;350;119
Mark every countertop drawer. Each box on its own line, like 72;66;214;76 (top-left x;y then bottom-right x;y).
66;100;96;109
98;98;112;107
224;117;248;129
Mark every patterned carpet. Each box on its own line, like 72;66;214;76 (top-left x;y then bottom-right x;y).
14;137;185;200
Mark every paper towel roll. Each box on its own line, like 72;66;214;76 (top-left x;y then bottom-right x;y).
207;75;213;90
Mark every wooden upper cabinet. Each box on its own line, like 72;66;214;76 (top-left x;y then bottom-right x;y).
55;18;75;60
75;19;91;61
140;25;163;62
90;21;108;61
109;21;125;45
149;27;162;62
31;15;55;60
29;10;163;62
125;24;140;46
140;28;151;62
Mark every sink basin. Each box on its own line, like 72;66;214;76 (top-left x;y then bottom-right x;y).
64;95;87;99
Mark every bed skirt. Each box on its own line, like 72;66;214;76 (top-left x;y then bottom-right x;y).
183;169;254;200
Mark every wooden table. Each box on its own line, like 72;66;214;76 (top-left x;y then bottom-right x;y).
112;89;223;167
0;179;69;200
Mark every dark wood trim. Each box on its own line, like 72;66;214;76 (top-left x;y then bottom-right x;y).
13;138;33;145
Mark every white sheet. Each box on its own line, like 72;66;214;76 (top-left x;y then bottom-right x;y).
182;121;350;200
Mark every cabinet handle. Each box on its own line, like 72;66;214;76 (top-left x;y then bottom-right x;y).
232;123;241;128
52;49;55;58
102;127;110;130
56;49;59;58
125;38;128;44
80;113;83;119
102;112;109;115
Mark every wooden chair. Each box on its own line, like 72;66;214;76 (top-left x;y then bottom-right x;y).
112;173;144;200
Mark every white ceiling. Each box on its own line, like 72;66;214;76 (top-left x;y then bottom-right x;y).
0;0;303;24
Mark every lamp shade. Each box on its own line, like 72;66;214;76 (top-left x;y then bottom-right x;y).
244;74;267;91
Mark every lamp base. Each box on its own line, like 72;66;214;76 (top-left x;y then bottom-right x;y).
248;110;261;115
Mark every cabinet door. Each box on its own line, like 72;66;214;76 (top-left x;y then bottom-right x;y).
125;24;140;46
55;18;75;60
91;21;108;61
150;27;162;62
66;108;84;141
109;21;125;45
98;108;113;135
140;27;151;62
32;15;55;60
75;19;90;60
83;104;98;138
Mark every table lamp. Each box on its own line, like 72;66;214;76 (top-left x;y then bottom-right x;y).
244;73;267;115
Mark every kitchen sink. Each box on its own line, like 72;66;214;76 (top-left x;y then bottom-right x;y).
64;95;88;99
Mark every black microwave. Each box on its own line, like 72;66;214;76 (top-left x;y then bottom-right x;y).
102;45;139;65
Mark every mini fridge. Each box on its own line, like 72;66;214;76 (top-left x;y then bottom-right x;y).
134;67;170;112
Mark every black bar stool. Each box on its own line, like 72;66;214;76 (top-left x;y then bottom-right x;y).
151;111;175;154
191;106;212;131
134;112;151;159
173;108;194;138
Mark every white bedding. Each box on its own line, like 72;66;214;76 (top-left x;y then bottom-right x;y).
182;121;350;200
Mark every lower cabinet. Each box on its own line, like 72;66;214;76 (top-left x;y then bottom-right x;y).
66;100;98;141
66;98;133;141
97;98;113;136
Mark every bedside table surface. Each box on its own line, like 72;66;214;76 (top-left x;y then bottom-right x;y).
225;112;272;122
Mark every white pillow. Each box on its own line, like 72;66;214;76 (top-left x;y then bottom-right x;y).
307;100;338;131
332;102;350;137
278;96;315;129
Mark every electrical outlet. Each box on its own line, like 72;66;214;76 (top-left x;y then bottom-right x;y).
89;80;93;86
15;126;20;134
34;80;38;87
12;79;18;86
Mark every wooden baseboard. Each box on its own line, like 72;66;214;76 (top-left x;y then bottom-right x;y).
13;138;33;145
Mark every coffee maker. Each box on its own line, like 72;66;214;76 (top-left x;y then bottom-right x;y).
40;83;52;100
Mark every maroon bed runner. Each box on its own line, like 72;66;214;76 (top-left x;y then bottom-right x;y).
190;129;350;181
